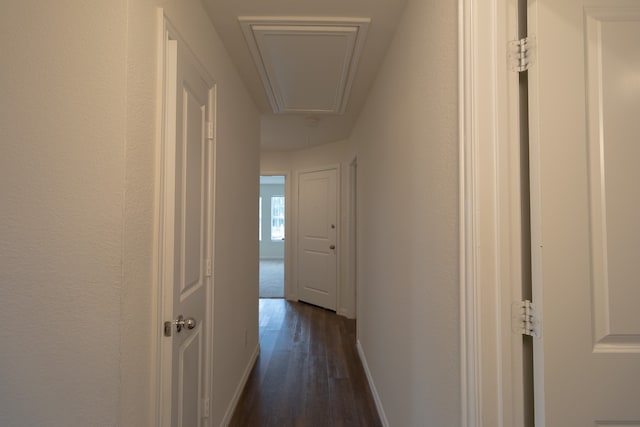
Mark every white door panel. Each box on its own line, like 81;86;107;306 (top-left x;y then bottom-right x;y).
588;18;640;343
172;41;211;427
529;1;640;425
161;32;214;427
297;168;338;310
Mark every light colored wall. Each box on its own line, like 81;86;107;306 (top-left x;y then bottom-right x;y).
349;0;460;425
261;139;357;317
260;183;285;259
261;150;293;172
0;1;260;426
0;2;127;426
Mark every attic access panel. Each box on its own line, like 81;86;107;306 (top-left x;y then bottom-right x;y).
239;17;370;114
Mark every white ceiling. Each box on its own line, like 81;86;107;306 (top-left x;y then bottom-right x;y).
201;0;408;151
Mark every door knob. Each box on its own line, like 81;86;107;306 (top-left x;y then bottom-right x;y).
329;245;336;250
164;315;196;337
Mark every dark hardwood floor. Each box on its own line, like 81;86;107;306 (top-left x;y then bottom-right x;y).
230;299;382;427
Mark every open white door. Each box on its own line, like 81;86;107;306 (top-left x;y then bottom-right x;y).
297;167;338;310
529;1;640;425
159;24;215;427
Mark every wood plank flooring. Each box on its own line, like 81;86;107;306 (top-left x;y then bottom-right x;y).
230;299;382;427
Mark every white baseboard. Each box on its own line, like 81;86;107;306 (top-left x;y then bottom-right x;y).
356;340;389;427
219;343;260;427
337;308;355;319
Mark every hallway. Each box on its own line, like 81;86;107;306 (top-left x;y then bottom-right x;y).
1;0;461;425
230;299;381;426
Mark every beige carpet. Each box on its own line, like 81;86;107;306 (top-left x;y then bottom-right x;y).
259;260;284;298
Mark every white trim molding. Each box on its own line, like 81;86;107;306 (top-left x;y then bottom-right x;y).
459;0;480;425
460;0;523;426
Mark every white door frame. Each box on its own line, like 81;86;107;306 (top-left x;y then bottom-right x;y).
259;171;292;299
152;11;217;426
459;0;524;426
347;156;357;320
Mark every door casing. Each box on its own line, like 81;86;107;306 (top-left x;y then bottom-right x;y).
459;0;524;426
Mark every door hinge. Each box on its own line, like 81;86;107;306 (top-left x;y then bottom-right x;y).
512;300;540;338
508;36;535;72
206;121;215;140
205;258;212;277
202;396;210;418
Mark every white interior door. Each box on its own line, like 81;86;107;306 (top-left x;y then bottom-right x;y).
529;1;640;425
297;168;338;310
161;32;214;427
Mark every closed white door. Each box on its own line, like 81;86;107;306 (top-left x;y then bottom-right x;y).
297;168;338;310
529;1;640;425
161;34;214;427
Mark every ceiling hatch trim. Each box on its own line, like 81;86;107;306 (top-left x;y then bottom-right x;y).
239;16;370;115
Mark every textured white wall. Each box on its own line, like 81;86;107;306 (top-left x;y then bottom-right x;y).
0;2;127;426
0;1;260;426
349;0;460;425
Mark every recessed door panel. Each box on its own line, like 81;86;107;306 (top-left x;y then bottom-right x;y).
588;18;640;347
530;2;640;424
299;177;330;239
301;249;331;294
177;325;202;427
181;88;206;296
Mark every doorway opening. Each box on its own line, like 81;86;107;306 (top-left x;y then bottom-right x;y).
259;175;286;298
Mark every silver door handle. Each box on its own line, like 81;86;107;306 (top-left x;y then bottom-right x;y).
164;315;196;337
329;245;336;250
